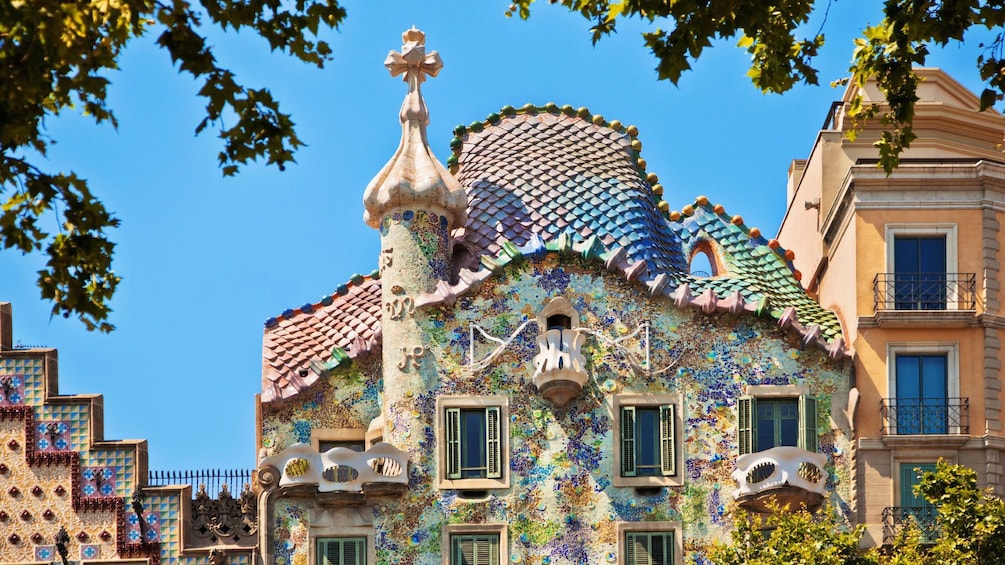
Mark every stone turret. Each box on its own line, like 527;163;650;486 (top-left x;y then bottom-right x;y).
363;27;466;238
363;28;465;472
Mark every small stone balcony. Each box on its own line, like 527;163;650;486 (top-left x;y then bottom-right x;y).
731;446;828;513
258;442;408;505
533;328;588;407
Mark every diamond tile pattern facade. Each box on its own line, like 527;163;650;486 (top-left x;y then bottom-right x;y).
0;323;237;565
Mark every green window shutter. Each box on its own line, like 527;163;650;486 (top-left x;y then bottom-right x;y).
798;395;817;452
900;463;937;508
485;406;502;479
738;396;755;455
621;405;637;477
318;538;365;565
659;404;676;476
452;535;499;565
625;532;674;565
446;408;461;479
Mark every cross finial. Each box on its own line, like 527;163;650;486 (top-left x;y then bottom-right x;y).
383;27;442;124
385;27;442;85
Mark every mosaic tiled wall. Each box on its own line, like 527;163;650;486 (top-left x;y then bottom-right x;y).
262;254;854;565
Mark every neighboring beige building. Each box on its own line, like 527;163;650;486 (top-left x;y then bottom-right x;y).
778;67;1005;547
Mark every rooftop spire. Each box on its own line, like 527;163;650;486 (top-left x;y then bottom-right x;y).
363;28;467;229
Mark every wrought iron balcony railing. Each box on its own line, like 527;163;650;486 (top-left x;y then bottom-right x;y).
148;469;252;497
882;506;940;544
873;273;976;311
881;397;969;435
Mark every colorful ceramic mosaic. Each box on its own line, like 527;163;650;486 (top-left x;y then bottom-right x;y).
261;256;855;565
259;27;854;565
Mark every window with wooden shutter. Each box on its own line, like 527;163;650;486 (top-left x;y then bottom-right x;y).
659;405;675;476
317;537;365;565
443;403;505;483
446;408;462;479
625;531;674;565
798;395;817;452
737;396;755;455
485;407;501;479
739;394;818;454
451;534;499;565
621;406;636;477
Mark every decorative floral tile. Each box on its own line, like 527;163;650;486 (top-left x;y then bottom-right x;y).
81;467;117;496
80;544;100;560
34;546;55;562
127;511;161;543
0;374;24;404
36;421;70;451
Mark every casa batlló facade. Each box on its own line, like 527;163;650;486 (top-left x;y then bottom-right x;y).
254;29;853;565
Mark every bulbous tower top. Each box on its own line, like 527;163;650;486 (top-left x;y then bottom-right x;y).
363;27;467;229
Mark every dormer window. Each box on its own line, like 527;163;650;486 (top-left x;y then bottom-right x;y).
533;298;588;407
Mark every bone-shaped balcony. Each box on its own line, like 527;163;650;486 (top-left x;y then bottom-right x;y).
258;442;408;504
731;446;827;513
533;328;588;407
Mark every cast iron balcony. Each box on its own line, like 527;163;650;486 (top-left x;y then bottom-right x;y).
882;506;940;544
873;273;976;311
881;398;969;435
731;446;828;513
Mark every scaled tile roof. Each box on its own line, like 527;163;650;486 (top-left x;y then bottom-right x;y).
261;273;381;403
261;105;847;402
451;105;686;275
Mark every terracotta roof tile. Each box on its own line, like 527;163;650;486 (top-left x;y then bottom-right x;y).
261;275;382;402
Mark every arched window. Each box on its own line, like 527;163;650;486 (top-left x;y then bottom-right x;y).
688;239;719;278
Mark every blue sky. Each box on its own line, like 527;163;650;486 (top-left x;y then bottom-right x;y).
0;1;994;471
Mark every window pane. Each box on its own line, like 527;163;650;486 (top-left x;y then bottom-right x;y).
921;356;948;399
636;408;660;476
626;532;674;565
894;237;921;273
318;537;365;565
755;399;798;450
460;410;487;478
894;236;947;310
896;354;948;434
896;356;922;398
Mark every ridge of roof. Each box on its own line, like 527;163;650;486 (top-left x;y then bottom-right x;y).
671;195;801;281
264;268;381;329
415;230;848;359
447;103;668;205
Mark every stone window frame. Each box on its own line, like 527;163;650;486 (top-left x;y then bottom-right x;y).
310;428;366;453
884;223;960;310
435;395;510;490
886;342;961;435
612;393;684;488
310;527;375;565
739;384;817;454
616;521;683;565
441;523;508;565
